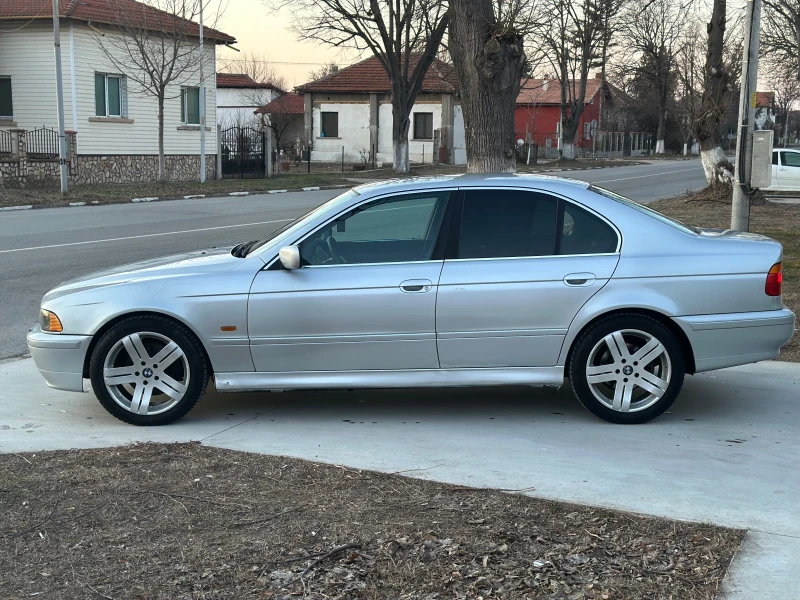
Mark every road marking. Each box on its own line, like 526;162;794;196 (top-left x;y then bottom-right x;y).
0;218;294;255
591;166;702;184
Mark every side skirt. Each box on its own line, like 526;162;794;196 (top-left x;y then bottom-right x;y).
214;367;565;393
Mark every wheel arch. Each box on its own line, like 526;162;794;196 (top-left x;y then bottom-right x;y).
563;308;696;375
82;310;212;378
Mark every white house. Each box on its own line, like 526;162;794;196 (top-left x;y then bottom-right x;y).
295;56;467;166
216;73;281;129
0;0;236;187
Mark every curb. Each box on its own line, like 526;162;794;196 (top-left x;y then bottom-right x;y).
0;205;33;211
131;197;158;203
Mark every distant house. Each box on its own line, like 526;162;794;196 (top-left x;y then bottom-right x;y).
0;0;235;187
216;73;282;129
255;92;305;155
755;91;776;130
516;75;649;158
295;55;466;165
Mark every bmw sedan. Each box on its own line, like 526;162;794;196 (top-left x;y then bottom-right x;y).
28;175;795;425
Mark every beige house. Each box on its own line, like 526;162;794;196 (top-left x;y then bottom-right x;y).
0;0;236;187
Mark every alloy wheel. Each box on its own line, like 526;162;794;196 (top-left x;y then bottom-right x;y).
585;329;672;413
102;331;190;416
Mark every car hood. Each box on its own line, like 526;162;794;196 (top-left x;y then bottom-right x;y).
44;247;241;301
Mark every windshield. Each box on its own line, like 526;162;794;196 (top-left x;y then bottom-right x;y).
244;189;360;255
590;186;698;235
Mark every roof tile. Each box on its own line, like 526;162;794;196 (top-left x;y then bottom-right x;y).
0;0;234;43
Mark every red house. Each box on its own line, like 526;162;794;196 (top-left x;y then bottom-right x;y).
516;75;644;157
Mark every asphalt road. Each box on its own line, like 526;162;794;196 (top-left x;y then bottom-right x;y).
0;159;705;359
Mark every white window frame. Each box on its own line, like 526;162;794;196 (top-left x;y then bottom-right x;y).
181;86;202;125
96;73;124;118
0;76;12;119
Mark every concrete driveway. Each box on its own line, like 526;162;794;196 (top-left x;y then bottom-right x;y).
1;356;798;599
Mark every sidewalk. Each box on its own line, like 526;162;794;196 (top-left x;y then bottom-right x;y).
2;356;799;598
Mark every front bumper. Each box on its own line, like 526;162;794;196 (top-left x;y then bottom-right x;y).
27;326;93;392
673;308;796;372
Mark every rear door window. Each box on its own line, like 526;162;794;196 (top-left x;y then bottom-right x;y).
456;189;558;259
559;202;619;255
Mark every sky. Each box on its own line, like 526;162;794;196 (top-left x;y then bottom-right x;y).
214;0;360;88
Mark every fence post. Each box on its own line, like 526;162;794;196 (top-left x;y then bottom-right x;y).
216;124;222;180
265;129;272;179
372;144;376;170
341;146;344;173
307;146;310;173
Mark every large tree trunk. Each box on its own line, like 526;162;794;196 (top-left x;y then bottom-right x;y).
392;98;411;173
692;0;731;186
561;121;579;159
656;104;667;154
158;91;166;182
449;0;525;173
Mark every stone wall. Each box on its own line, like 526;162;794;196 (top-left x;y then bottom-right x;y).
74;154;217;184
0;128;218;188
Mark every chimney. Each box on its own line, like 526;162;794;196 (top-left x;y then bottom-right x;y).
543;79;549;92
595;72;603;79
331;65;339;73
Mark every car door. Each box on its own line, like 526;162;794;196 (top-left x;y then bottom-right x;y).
436;188;620;368
778;150;800;189
247;190;453;373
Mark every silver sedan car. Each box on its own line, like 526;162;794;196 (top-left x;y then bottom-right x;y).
28;175;795;425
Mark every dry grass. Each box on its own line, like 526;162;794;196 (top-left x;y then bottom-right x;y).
651;194;799;362
0;443;743;600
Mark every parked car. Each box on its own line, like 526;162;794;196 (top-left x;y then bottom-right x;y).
763;148;800;191
28;175;795;425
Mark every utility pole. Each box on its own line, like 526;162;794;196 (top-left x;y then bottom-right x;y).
731;0;762;232
199;1;206;183
52;0;68;195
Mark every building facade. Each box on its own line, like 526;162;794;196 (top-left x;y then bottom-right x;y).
216;73;281;129
295;56;467;166
0;0;235;187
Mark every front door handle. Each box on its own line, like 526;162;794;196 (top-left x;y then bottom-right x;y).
400;279;433;293
564;273;596;287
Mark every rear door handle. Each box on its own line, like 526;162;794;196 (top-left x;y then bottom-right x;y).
564;273;596;287
400;279;433;293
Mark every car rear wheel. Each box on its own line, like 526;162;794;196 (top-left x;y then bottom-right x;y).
569;314;685;424
89;316;209;426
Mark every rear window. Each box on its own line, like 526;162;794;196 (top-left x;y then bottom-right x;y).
590;186;698;235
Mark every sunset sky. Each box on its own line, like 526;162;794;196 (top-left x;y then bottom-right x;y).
214;0;362;88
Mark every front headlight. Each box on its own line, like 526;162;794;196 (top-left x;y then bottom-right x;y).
40;309;63;333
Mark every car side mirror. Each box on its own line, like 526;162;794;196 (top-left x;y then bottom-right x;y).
279;245;301;270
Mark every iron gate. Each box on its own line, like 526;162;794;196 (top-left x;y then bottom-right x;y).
221;126;265;179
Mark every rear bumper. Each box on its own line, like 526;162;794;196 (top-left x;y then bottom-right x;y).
27;326;92;393
674;308;796;372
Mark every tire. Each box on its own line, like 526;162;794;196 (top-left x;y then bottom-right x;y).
89;315;209;426
568;314;685;424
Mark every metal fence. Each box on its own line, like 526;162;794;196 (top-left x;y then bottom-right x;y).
0;130;11;159
220;126;265;179
25;127;59;160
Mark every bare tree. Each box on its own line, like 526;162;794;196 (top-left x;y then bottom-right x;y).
762;1;800;79
448;0;533;172
258;93;305;155
691;0;742;185
93;0;226;181
533;0;617;159
766;64;800;145
219;51;288;90
621;0;684;154
675;25;704;155
269;0;449;173
307;61;339;82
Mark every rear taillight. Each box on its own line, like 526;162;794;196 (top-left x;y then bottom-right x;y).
766;262;783;297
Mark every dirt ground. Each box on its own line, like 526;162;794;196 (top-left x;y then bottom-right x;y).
651;194;799;362
1;443;743;600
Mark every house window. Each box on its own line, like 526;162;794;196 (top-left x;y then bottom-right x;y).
0;77;12;119
413;112;433;140
95;73;124;117
181;87;201;125
320;112;338;137
584;122;591;139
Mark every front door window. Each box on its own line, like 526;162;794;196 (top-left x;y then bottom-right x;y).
300;192;450;266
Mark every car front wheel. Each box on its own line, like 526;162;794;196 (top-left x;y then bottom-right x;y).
569;314;685;424
89;316;209;426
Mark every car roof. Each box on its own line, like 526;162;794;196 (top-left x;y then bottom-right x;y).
351;173;592;196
